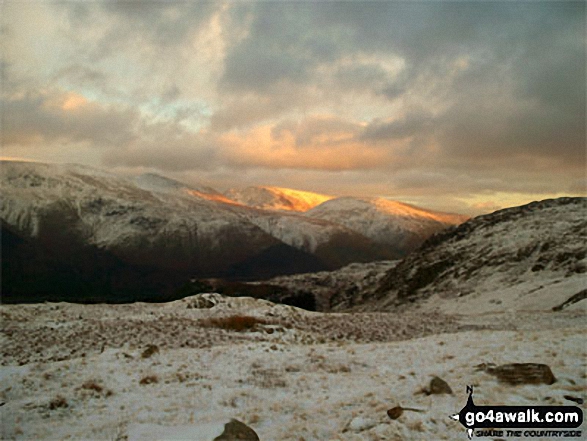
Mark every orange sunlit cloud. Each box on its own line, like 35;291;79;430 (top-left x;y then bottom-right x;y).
61;93;89;110
219;122;392;171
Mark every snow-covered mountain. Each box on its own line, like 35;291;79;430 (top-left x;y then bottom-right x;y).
223;189;468;257
351;197;587;313
224;186;333;212
260;197;586;313
3;160;450;302
305;197;468;257
0;161;278;269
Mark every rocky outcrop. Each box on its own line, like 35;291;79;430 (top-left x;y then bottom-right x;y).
213;419;260;441
479;363;556;385
367;198;586;311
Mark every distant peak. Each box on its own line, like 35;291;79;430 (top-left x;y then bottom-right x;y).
224;186;334;212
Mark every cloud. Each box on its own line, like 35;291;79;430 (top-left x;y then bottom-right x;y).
2;90;138;147
219;120;390;171
102;129;219;172
2;1;584;213
63;1;220;57
271;116;362;149
360;112;433;142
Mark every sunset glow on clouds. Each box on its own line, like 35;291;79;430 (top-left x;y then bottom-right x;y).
1;1;585;214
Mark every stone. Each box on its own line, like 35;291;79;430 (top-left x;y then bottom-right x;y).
428;376;453;395
564;395;584;405
189;293;221;309
214;419;260;441
387;405;425;420
387;406;404;420
486;363;556;385
141;344;159;359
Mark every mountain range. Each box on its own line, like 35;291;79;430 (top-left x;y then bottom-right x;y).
0;160;465;303
260;197;586;313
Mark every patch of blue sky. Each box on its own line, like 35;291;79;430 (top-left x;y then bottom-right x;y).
139;98;212;131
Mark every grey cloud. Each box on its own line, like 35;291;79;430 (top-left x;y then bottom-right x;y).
161;84;181;103
436;20;585;168
2;91;137;147
272;116;361;148
352;2;586;169
102;127;219;173
221;2;343;93
361;112;434;142
73;1;218;47
222;2;583;101
52;64;109;91
210;86;311;131
222;45;309;93
334;63;408;100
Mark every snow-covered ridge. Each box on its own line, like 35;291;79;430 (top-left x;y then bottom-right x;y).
1;161;451;298
224;186;334;212
0;160;249;246
305;196;468;256
362;197;587;313
1;160;463;269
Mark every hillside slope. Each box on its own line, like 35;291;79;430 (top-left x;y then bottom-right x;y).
355;197;586;313
306;197;468;257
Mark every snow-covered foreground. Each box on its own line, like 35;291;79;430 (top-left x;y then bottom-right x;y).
1;296;585;440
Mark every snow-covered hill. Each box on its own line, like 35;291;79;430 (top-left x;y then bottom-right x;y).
1;293;584;440
224;186;333;212
357;197;587;313
2;161;439;302
306;197;468;257
0;161;279;269
223;189;467;258
254;260;398;311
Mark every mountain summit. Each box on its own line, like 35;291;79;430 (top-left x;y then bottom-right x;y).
224;186;333;212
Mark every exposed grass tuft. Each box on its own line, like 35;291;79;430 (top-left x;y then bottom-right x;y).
200;315;269;332
139;375;158;385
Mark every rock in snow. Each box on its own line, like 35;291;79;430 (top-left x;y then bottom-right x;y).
127;419;259;441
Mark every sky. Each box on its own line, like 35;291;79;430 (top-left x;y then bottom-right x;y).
1;1;585;215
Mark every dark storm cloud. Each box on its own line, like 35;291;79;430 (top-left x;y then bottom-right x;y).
434;4;585;167
221;2;345;93
220;2;508;93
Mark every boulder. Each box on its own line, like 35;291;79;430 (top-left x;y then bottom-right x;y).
214;419;260;441
428;376;453;395
484;363;556;385
127;419;259;441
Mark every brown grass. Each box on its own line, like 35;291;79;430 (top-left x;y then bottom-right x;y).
199;315;269;332
82;380;103;393
49;396;68;410
141;345;159;359
139;375;159;385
